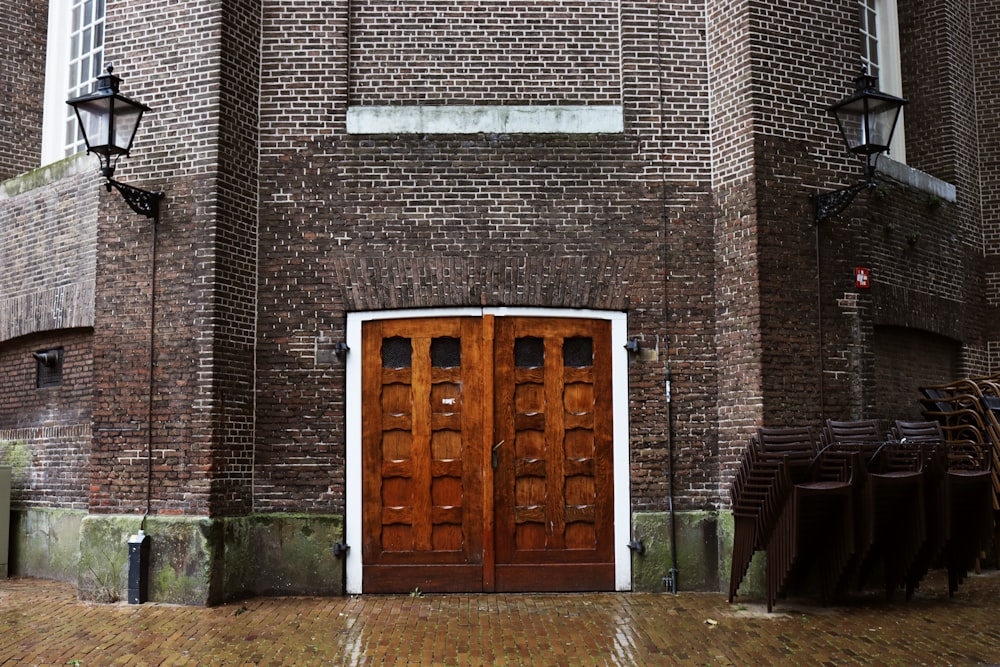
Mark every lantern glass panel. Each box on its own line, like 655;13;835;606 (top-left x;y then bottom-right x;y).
113;103;145;154
72;96;114;154
833;96;901;155
866;100;902;151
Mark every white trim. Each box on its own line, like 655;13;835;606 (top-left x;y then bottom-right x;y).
877;157;955;202
41;0;106;166
41;0;72;166
344;313;364;593
876;0;906;163
344;307;631;594
346;105;625;135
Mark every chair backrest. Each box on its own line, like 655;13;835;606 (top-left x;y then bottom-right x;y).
892;420;944;443
920;387;954;413
824;419;883;444
756;427;818;483
981;395;1000;416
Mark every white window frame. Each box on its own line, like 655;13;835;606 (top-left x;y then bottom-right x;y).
41;0;105;166
344;307;632;594
861;0;906;163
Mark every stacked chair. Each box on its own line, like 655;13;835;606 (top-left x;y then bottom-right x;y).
893;420;993;597
824;420;925;601
729;408;996;611
728;427;857;612
919;374;1000;518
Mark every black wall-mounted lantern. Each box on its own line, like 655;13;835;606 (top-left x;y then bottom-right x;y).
812;68;908;222
67;65;164;219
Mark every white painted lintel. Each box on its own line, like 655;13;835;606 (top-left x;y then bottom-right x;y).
346;105;625;135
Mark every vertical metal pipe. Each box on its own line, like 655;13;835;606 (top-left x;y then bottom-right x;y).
816;222;826;421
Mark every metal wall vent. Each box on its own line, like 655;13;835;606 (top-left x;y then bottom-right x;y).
34;348;64;388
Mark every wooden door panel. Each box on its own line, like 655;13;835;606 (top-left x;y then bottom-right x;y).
362;317;484;592
362;314;615;593
493;317;615;591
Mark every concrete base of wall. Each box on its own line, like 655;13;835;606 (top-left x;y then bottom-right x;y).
10;508;84;585
630;510;764;597
11;509;345;605
11;508;761;603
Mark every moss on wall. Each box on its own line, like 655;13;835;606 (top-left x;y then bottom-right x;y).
69;513;345;605
253;514;345;596
630;510;763;596
10;508;84;583
78;515;136;602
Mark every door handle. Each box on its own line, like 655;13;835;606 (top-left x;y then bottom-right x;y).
491;440;505;469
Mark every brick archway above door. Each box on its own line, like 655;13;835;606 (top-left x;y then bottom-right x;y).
332;257;636;313
345;308;631;594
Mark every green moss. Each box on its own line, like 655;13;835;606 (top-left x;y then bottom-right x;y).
253;514;344;596
0;441;31;481
78;516;138;603
20;513;347;605
154;561;202;602
630;512;671;591
717;510;765;598
144;516;216;605
11;509;85;582
0;155;86;198
631;510;735;593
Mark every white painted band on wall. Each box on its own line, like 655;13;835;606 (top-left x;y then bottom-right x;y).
346;105;625;134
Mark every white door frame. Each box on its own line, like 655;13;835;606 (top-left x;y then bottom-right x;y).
344;307;631;594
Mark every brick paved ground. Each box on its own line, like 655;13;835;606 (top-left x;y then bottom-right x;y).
1;569;999;666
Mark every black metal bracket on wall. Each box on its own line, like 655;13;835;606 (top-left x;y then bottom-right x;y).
106;178;164;220
811;181;869;222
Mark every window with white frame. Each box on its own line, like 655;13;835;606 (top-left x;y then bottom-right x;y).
40;0;106;165
860;0;906;163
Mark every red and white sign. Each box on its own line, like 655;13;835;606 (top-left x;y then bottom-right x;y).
855;267;871;289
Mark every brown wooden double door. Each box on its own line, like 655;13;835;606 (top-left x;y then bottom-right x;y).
361;315;615;593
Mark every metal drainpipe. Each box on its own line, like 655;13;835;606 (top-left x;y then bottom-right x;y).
655;0;678;595
129;208;159;605
145;210;159;520
665;364;678;594
815;222;826;421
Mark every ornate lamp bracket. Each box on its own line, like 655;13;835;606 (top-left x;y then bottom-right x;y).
811;182;869;222
106;178;164;220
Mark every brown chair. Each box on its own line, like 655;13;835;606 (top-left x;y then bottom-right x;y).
894;420;993;596
824;419;924;600
858;439;926;600
728;436;790;603
821;419;884;593
756;427;857;611
823;419;884;446
893;420;951;596
974;396;1000;514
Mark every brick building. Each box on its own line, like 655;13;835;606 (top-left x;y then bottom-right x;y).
0;0;996;603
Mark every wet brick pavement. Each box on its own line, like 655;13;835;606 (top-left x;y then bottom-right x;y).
1;569;999;666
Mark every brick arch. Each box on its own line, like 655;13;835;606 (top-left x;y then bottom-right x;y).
334;255;635;312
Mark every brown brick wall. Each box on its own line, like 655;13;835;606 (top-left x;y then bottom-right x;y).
88;0;261;517
0;161;98;323
732;0;991;452
2;0;996;529
0;329;93;429
254;0;722;514
0;425;91;509
208;0;261;515
0;160;97;510
348;0;621;105
874;325;961;422
707;0;762;496
0;329;93;510
970;0;1000;354
0;0;47;180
